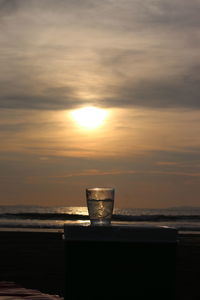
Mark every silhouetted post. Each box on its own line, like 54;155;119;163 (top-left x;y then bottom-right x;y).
64;223;177;300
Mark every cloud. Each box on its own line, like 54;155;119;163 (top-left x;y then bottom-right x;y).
0;0;18;14
156;161;180;166
46;168;200;181
103;65;200;109
1;0;200;111
144;0;200;29
0;89;80;110
1;63;200;110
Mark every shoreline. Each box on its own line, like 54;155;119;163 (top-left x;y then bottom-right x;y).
0;226;200;235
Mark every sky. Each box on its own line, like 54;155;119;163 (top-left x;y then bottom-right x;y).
0;0;200;208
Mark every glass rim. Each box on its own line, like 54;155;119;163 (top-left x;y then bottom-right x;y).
86;187;115;191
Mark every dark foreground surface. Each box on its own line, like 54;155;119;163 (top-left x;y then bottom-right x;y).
0;230;65;297
0;229;199;299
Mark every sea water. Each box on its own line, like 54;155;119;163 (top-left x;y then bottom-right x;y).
87;199;114;225
0;205;200;232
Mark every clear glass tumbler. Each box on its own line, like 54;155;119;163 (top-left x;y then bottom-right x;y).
86;187;115;226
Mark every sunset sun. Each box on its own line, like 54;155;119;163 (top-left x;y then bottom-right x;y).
71;106;108;129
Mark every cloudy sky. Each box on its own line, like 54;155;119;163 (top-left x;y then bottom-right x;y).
0;0;200;208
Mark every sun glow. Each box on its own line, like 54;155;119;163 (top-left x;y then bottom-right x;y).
71;106;108;129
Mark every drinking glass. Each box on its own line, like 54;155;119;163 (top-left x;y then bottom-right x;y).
86;187;115;226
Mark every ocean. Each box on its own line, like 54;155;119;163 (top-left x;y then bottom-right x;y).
0;205;200;232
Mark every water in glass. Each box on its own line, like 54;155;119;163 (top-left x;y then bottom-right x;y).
87;198;114;225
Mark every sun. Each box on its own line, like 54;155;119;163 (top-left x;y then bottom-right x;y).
71;106;108;129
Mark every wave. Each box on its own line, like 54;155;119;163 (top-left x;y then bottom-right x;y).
113;214;200;222
1;212;200;222
0;213;88;220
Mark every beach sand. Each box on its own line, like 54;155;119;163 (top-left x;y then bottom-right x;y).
0;281;63;299
0;229;199;299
